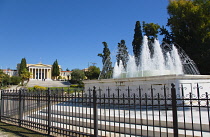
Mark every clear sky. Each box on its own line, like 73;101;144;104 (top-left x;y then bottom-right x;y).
0;0;169;70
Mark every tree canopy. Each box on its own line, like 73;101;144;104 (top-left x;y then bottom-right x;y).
167;0;210;74
116;40;129;69
71;69;85;84
20;68;31;85
18;58;27;76
132;21;143;66
98;42;113;79
143;22;160;42
85;66;100;80
52;59;60;79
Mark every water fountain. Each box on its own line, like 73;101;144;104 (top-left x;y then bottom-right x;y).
113;36;183;78
84;36;210;96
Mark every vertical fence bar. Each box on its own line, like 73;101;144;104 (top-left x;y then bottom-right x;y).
171;83;178;137
0;90;3;122
18;89;23;127
47;88;51;135
196;83;203;137
93;86;98;137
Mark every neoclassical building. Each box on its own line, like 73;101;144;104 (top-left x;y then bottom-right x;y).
16;63;72;80
27;63;55;80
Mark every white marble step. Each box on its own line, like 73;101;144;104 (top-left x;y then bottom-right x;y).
24;112;209;137
40;109;210;132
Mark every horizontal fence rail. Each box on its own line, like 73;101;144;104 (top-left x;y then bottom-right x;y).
0;84;210;137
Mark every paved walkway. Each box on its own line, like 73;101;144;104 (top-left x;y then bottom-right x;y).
27;80;70;87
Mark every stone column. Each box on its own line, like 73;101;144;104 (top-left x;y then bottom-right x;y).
38;68;40;80
44;68;46;79
35;68;37;79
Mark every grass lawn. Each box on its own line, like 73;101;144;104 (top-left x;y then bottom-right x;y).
0;121;53;137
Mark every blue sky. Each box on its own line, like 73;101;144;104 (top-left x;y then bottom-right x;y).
0;0;169;70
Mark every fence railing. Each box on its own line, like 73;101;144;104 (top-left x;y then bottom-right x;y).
0;84;210;137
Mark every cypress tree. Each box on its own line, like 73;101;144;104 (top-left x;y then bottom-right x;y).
116;40;129;69
132;21;143;66
52;59;60;79
18;58;27;76
98;42;113;79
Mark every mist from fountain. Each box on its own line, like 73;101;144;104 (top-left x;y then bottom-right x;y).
113;36;183;78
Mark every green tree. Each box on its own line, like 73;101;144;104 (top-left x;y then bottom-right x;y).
142;22;160;42
159;26;174;44
20;68;31;86
85;66;100;80
18;58;27;76
71;69;85;84
116;40;129;69
11;76;21;85
98;42;113;79
167;0;210;74
132;21;143;66
2;74;11;86
52;59;60;79
0;70;5;88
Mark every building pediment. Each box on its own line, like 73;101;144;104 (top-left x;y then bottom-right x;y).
27;64;52;68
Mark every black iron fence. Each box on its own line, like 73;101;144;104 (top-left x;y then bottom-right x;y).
0;84;210;137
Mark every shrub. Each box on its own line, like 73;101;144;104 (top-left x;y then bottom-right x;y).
33;85;47;90
10;76;21;85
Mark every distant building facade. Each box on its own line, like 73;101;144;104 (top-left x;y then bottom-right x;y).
60;71;72;80
2;69;18;77
16;63;72;80
27;63;55;80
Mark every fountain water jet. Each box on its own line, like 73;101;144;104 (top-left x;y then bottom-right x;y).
84;36;206;96
113;36;183;78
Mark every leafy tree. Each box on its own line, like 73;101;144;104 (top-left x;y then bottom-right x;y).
70;69;85;84
167;0;210;74
116;40;129;69
20;68;31;86
159;26;174;44
52;59;60;79
2;74;11;86
11;76;21;85
85;66;100;80
0;70;5;88
18;58;27;76
142;22;160;42
98;42;113;79
132;21;143;66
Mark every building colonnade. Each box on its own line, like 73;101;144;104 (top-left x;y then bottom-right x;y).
29;67;52;80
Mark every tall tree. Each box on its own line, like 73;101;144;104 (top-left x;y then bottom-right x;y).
0;69;5;87
85;66;100;80
18;58;27;76
142;22;160;42
132;21;143;66
20;68;31;86
98;42;113;79
167;0;210;74
159;26;174;44
116;40;129;69
52;59;60;79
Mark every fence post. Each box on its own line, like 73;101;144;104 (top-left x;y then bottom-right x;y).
47;88;51;135
18;89;23;127
93;86;98;137
171;83;178;137
0;90;3;122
